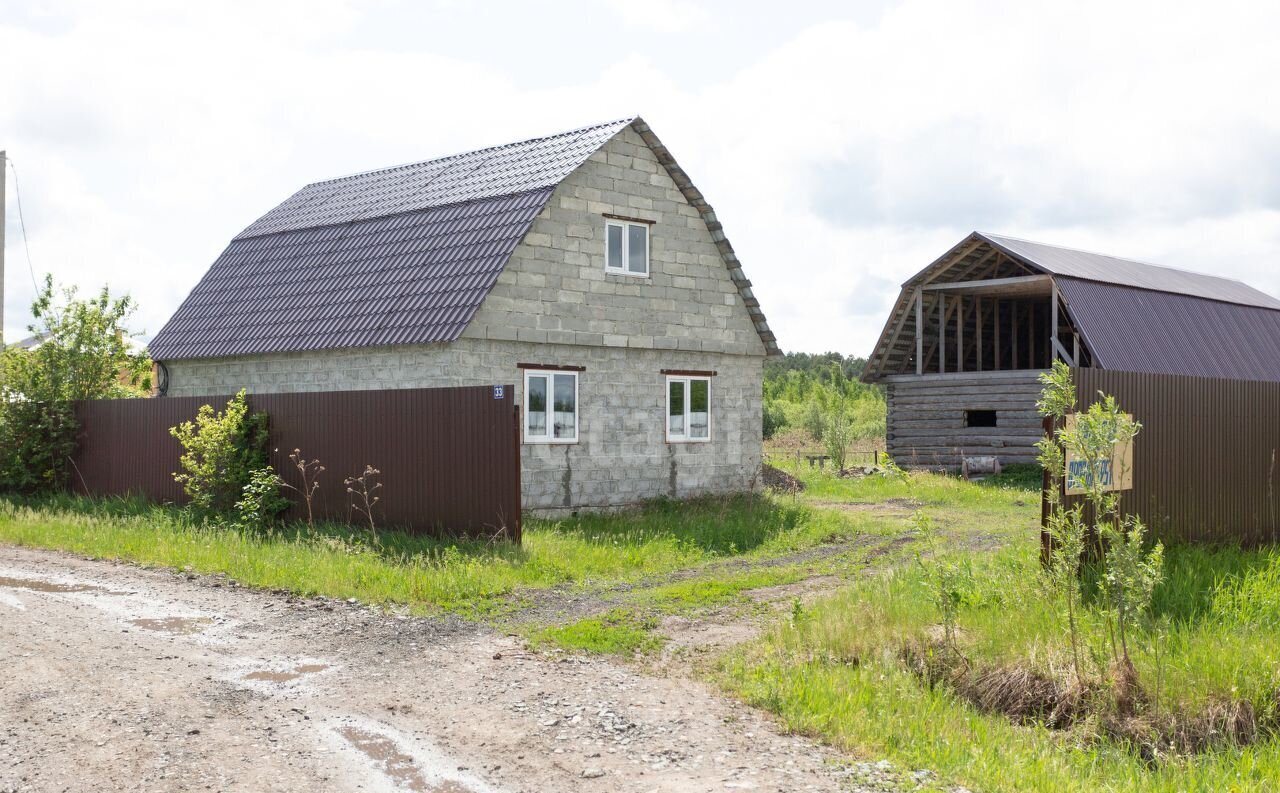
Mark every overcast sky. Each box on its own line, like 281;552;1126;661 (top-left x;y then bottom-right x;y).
2;1;1279;355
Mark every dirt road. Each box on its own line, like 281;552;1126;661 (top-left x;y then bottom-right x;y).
0;545;867;793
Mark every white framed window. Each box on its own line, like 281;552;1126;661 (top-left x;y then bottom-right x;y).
605;219;649;277
666;375;711;442
524;369;579;443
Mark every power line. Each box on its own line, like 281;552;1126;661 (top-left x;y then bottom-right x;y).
7;157;42;292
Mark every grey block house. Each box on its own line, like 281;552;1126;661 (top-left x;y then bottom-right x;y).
148;118;779;511
862;231;1280;468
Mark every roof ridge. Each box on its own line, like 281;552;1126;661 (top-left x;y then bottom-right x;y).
232;185;558;243
304;117;637;189
978;230;1253;288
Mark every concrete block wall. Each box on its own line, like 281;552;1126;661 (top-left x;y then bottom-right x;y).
165;338;763;511
461;125;767;358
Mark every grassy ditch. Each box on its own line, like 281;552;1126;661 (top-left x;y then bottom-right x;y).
0;491;856;619
717;481;1280;792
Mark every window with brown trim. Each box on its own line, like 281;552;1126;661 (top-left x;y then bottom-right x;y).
605;218;649;277
667;375;711;442
524;369;578;443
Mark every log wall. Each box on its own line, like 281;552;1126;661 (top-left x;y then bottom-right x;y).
884;370;1047;468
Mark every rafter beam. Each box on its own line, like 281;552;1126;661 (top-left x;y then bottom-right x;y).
922;238;985;285
922;274;1053;294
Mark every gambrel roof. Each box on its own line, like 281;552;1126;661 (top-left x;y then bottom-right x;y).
865;231;1280;382
150;118;777;360
980;233;1280;310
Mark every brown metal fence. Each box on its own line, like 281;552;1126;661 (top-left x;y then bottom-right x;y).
1056;369;1280;546
70;385;522;540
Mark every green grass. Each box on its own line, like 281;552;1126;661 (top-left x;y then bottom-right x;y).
527;608;662;655
981;462;1045;491
717;469;1280;793
0;491;855;618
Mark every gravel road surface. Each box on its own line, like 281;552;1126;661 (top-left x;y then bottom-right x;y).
0;545;866;793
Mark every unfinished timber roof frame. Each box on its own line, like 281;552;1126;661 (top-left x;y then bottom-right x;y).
864;231;1280;383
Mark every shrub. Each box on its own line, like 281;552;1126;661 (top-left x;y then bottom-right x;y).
0;399;78;493
801;400;825;441
0;275;149;493
170;391;274;519
234;466;291;530
762;400;787;440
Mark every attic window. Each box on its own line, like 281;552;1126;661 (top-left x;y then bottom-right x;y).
965;410;998;428
605;219;649;277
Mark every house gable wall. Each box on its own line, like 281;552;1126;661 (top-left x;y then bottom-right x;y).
461;125;766;357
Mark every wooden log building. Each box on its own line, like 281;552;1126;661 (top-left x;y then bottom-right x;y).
862;231;1280;468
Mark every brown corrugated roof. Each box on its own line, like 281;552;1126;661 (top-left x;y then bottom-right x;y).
979;232;1280;310
1058;277;1280;381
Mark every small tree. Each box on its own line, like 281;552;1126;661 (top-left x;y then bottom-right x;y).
0;275;149;492
1036;361;1089;685
823;408;855;471
170;391;275;519
1039;361;1164;684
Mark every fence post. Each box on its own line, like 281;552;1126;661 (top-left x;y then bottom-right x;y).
1040;415;1053;567
513;400;523;543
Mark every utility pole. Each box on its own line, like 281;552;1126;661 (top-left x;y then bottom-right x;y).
1;150;6;342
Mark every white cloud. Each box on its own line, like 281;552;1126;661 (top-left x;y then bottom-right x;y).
608;0;713;33
3;0;1279;356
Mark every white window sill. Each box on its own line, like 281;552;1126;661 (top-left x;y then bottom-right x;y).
604;268;650;279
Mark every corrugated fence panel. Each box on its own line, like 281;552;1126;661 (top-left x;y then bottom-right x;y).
1068;369;1280;546
71;386;521;541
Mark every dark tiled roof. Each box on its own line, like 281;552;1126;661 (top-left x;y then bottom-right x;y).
150;120;632;361
236;120;633;239
150;189;553;359
1058;277;1280;382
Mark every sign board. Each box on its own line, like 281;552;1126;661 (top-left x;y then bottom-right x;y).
493;385;505;400
1063;413;1134;495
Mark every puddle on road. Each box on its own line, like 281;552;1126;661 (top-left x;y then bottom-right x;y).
243;663;329;683
128;616;213;635
0;574;109;594
337;726;479;793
